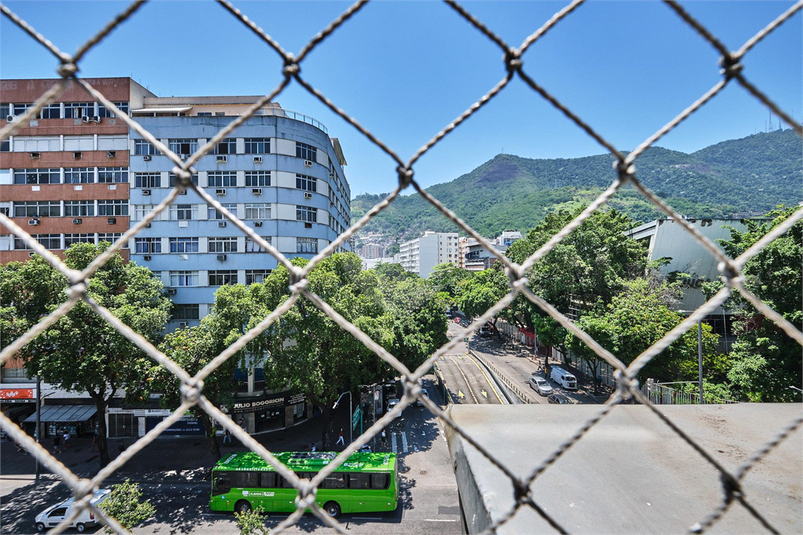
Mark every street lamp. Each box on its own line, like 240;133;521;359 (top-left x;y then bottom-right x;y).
333;391;353;445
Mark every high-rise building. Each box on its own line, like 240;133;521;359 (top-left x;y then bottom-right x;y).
398;231;459;278
1;78;352;330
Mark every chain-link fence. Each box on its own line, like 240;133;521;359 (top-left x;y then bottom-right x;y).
1;1;802;534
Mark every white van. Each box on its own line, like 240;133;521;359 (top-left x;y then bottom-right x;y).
35;488;111;532
549;366;577;390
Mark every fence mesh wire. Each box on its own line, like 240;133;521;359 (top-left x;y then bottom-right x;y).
1;0;802;533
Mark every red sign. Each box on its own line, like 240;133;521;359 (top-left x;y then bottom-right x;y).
0;389;35;400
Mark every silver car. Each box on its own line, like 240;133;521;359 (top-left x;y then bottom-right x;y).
529;375;553;396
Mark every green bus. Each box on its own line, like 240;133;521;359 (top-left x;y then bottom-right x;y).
210;451;398;518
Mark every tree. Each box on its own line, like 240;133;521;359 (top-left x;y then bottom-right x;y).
235;506;269;535
428;263;472;305
99;479;155;533
152;322;239;461
457;268;509;327
0;243;170;467
706;207;802;402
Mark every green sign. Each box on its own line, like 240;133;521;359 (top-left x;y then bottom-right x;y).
352;407;361;430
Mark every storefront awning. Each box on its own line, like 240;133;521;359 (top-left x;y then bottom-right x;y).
23;405;97;423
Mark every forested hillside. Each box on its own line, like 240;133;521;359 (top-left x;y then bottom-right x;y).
352;129;801;241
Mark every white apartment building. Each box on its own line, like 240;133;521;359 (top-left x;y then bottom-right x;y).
399;231;459;278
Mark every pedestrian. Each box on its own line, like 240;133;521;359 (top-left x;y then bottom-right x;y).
52;434;61;454
223;428;231;444
310;442;316;452
336;428;345;446
91;433;98;453
239;417;246;431
62;431;71;449
380;429;387;449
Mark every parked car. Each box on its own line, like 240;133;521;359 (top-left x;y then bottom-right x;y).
415;388;429;406
36;488;111;533
549;366;578;390
359;444;373;453
547;393;572;405
528;375;553;396
386;398;401;418
478;323;494;337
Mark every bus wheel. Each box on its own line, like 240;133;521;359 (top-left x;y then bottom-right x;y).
235;500;252;514
324;501;341;518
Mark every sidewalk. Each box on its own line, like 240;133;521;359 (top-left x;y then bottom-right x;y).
1;410;364;485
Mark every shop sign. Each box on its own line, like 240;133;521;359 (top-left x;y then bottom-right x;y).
288;393;305;405
145;414;204;435
0;388;35;402
231;397;284;414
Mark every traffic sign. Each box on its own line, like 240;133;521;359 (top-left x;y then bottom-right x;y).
352;407;361;430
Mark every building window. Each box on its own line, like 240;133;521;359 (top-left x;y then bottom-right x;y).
207;171;236;188
245;204;270;220
98;167;128;183
64;168;94;184
97;102;129;118
13;234;60;250
135;237;161;254
12;103;32;115
169;204;198;220
0;103;11;117
98;200;128;216
296;206;317;223
196;112;212;117
64;201;94;217
169;237;199;253
98;233;126;248
296;174;317;192
245;269;271;284
172;304;200;320
14;168;60;184
208;203;237;220
168;173;199;187
296;237;317;254
168;139;197;155
40;103;61;119
134;139;159;156
0;139;9;152
245;236;271;252
64;102;93;119
170;271;199;287
14;201;61;218
208;237;237;253
244;138;270;154
132;204;155;220
135;173;161;188
245;171;270;187
213;139;236;155
64;234;94;247
209;270;238;286
296;142;316;161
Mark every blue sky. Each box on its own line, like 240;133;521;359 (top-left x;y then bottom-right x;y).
2;1;801;197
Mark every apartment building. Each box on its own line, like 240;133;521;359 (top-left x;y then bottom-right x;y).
458;231;521;271
398;231;459;278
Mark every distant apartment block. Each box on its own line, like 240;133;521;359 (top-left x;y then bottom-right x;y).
399;231;459;278
359;243;384;259
459;230;521;271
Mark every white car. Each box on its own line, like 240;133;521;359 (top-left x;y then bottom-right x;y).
386;398;401;418
529;375;553;396
415;388;429;407
36;488;111;533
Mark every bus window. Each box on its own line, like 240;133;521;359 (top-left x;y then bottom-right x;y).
371;473;389;490
213;472;232;495
348;473;370;489
282;475;295;488
233;472;259;488
260;472;277;488
322;473;346;489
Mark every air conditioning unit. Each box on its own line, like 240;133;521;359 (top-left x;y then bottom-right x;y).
93;115;101;123
143;255;151;261
72;218;82;224
305;222;312;229
30;152;40;159
216;155;227;163
252;188;262;195
82;116;91;123
142;189;151;196
304;192;313;199
254;221;263;227
253;156;262;164
73;151;82;160
216;254;227;262
167;288;177;295
5;115;13;122
215;189;226;196
107;217;116;225
178;189;187;195
218;221;227;228
180;154;189;161
304;160;313;167
143;155;152;161
28;251;36;257
178;321;188;329
145;223;151;228
29;218;40;226
106;150;116;159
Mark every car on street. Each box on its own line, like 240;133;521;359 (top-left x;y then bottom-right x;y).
547;393;572;405
386;397;401;418
478;323;494;337
528;375;553;396
415;388;429;406
35;488;111;532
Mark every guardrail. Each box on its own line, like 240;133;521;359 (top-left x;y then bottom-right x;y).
469;350;534;405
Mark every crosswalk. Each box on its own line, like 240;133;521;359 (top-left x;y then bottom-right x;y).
390;431;408;454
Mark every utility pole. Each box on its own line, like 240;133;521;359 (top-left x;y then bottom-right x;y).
698;321;704;405
35;375;41;483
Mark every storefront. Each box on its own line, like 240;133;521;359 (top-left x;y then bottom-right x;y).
23;404;97;438
225;391;311;434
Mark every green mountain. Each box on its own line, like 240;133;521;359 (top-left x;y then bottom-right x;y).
351;129;801;242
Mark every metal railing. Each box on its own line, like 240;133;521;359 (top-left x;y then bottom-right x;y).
1;1;802;534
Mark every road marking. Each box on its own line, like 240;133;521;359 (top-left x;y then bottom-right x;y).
391;432;398;453
401;431;408;452
425;519;458;522
466;352;505;403
458;389;465;399
480;389;487;398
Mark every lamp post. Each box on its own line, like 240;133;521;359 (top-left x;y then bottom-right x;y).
333;391;353;445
